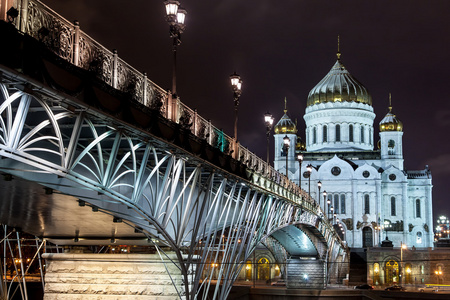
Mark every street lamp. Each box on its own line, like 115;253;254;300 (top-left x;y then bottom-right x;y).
323;190;327;213
297;154;303;188
283;135;290;178
400;242;407;285
306;164;313;201
326;194;331;220
230;72;243;146
264;112;274;165
164;0;187;97
317;181;322;207
330;206;334;224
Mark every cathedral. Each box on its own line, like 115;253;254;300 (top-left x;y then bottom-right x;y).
273;51;433;249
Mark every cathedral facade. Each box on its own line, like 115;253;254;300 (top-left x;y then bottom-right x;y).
273;54;433;249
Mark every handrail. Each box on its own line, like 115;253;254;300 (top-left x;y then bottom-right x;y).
5;0;345;248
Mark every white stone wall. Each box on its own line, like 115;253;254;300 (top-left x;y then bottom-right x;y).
42;253;188;300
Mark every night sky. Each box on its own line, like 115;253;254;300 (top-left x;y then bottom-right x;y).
42;0;450;224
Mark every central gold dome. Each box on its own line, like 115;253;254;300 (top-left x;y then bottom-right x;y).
307;58;372;107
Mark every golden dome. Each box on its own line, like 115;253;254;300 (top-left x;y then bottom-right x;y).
379;107;403;132
379;94;403;132
307;55;372;107
274;98;297;134
274;113;297;134
296;136;306;151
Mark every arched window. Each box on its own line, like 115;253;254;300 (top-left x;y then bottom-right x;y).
360;125;365;143
416;199;421;218
323;125;327;142
391;197;396;216
340;194;346;214
313;127;317;144
335;124;341;142
334;194;339;213
349;124;354;142
364;194;370;214
417;232;422;244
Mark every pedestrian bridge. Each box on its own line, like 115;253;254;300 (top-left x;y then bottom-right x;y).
0;1;348;299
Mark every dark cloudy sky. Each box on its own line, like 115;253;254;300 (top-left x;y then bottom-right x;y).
42;0;450;223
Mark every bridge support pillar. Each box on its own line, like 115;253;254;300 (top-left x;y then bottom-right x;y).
42;253;186;299
286;258;325;289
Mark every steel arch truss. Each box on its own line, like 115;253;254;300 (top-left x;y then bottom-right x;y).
0;77;347;299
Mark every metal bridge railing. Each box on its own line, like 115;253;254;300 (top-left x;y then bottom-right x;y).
4;0;323;212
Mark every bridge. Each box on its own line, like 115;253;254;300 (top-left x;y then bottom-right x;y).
0;1;348;299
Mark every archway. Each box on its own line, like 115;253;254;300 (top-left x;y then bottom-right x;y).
405;263;412;284
258;257;270;281
385;260;399;284
362;227;373;247
373;263;380;285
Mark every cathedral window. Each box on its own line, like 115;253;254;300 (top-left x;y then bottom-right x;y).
391;197;396;216
313;127;317;144
336;124;341;142
360;126;365;143
349;125;354;142
334;194;339;213
364;194;370;214
340;194;346;214
416;199;421;218
323;125;327;142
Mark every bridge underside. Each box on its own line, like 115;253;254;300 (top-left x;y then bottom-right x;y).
0;174;148;245
271;225;318;257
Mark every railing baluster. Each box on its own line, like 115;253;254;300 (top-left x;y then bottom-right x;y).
73;20;80;66
112;49;118;89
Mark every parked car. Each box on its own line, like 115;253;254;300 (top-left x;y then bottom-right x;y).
385;285;406;291
354;284;374;290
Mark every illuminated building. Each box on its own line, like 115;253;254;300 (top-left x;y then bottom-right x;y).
273;51;433;249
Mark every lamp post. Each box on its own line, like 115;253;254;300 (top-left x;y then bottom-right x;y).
164;1;187;97
230;72;243;146
327;194;331;220
330;206;334;224
400;242;407;285
264;112;274;165
297;154;303;188
283;135;290;178
323;190;327;213
317;181;322;207
306;164;312;201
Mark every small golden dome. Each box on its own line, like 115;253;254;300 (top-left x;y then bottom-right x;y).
379;95;403;132
274;97;297;134
296;136;306;151
274;113;297;134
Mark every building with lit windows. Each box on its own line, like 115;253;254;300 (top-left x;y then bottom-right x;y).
273;51;433;250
